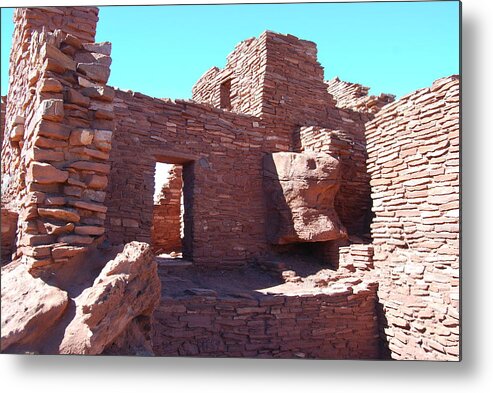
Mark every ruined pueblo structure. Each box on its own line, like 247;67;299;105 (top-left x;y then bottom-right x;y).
1;7;459;360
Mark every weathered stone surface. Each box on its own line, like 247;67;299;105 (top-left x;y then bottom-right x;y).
82;41;112;56
263;152;346;244
70;161;111;174
51;245;86;259
38;207;80;222
69;129;94;145
42;43;76;72
81;85;114;102
10;124;25;141
1;264;69;351
77;63;110;83
66;88;90;107
44;222;75;235
40;78;63;93
58;235;94;245
75;51;112;67
86;174;108;189
70;200;107;213
35;119;70;140
27;162;68;184
74;225;105;236
37;99;64;122
93;130;112;151
59;242;160;355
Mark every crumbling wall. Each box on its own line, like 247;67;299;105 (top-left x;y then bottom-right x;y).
326;77;395;114
1;7;116;269
152;165;183;253
2;7;99;208
365;75;460;360
152;282;379;359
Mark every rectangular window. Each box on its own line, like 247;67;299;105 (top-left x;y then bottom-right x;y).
220;79;232;110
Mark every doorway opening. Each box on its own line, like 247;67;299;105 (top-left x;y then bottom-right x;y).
152;162;186;259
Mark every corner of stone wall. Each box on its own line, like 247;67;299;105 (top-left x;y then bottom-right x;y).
8;27;114;269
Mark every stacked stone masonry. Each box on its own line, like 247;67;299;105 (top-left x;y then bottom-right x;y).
366;75;460;360
1;7;115;268
153;281;379;359
1;7;459;360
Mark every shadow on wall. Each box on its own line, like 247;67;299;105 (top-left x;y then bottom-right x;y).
262;153;295;246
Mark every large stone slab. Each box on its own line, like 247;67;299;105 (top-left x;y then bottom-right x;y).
263;152;347;244
1;263;69;351
58;242;160;354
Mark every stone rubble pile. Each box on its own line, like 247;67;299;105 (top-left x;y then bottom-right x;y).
1;242;160;355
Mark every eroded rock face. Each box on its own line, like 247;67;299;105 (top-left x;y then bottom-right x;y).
59;242;160;355
263;152;347;244
0;242;161;355
1;263;69;351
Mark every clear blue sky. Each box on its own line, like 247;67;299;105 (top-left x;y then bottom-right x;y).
1;2;459;99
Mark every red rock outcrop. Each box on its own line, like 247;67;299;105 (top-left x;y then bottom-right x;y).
1;262;69;351
59;242;160;355
263;152;346;244
1;242;160;355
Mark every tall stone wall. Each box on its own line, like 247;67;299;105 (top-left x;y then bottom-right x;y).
2;7;99;207
365;75;460;360
153;281;379;359
152;165;183;253
1;7;116;269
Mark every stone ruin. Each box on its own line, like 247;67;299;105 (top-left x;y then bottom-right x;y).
0;7;459;360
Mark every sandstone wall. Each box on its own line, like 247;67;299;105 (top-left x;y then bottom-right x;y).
107;91;284;265
2;7;98;207
152;283;379;359
152;165;183;253
325;77;395;114
106;31;380;266
1;7;116;269
365;75;460;360
192;34;267;117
